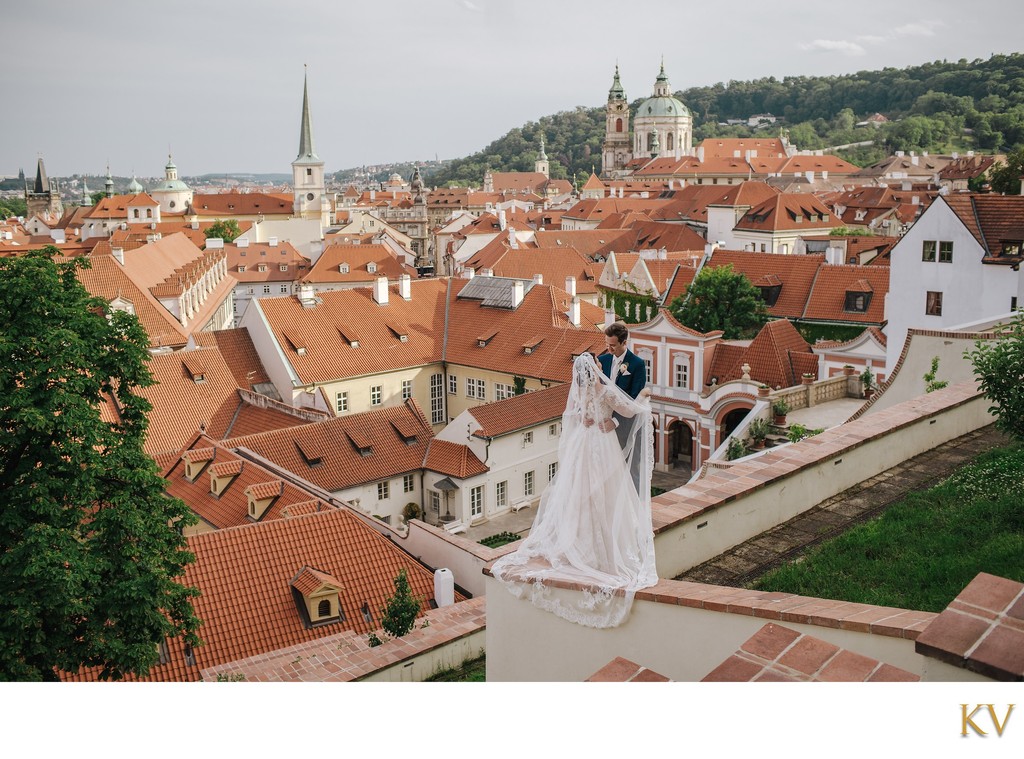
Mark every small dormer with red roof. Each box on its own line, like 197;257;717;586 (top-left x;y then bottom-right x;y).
289;566;345;627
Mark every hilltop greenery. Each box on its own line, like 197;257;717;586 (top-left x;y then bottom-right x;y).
425;53;1024;189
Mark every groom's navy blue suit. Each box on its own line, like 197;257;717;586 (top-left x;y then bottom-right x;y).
598;349;646;400
599;349;647;493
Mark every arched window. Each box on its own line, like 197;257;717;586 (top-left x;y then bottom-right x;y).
666;133;674;151
132;209;140;219
317;599;331;618
615;117;623;133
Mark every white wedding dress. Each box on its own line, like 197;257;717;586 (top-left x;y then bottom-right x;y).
491;353;657;628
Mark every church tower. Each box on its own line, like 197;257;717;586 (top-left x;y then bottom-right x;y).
24;157;63;221
632;60;692;159
291;66;329;226
601;65;631;177
535;135;550;178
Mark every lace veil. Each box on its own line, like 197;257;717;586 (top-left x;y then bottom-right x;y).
490;352;657;628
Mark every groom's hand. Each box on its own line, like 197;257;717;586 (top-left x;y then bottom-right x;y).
598;419;616;433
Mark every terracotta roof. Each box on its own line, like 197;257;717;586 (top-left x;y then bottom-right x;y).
939;155;997;181
943;194;1024;261
469;247;599;294
422;439;488;478
562;197;674;222
72;252;190;348
191;328;272;388
223;400;434;492
698;137;787;160
225;241;309;282
190;192;293;216
255;278;605;387
734;193;836;232
533;229;635;260
63;507;456;681
707;319;813;388
304;243;418;284
469;383;571;438
706;250;825;319
773;154;860;176
165;435;337;530
141;346;313;456
582;172;605;191
488;171;549;193
628;220;707;253
803;264;889;324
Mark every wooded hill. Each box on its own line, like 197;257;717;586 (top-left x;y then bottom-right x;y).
426;53;1024;187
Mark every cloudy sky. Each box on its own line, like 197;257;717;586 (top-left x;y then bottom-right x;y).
4;0;1022;178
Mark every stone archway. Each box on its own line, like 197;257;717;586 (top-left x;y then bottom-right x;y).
721;407;751;439
667;419;694;472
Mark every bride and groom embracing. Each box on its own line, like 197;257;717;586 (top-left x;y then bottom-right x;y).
491;322;658;629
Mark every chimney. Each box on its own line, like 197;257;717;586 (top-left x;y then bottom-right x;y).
236;237;249;248
733;150;741;158
191;220;199;230
373;276;389;305
297;284;316;307
568;297;580;327
370;189;376;200
111;247;125;265
206;238;224;249
696;146;705;162
658;247;667;260
805;171;814;183
565;276;576;296
821;170;829;181
603;309;616;329
482;268;494;277
511;280;524;308
508;226;517;249
825;245;845;265
910;155;919;166
498;208;507;230
269;237;278;247
532;273;543;285
464;267;475;279
399;273;411;300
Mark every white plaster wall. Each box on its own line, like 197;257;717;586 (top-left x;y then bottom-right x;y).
485;577;925;682
239;299;302;405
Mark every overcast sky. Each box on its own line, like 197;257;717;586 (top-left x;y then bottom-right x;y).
4;0;1023;178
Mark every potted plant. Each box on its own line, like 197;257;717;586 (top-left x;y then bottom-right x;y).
748;417;769;449
842;364;856;376
726;436;748;461
860;368;875;399
771;398;789;425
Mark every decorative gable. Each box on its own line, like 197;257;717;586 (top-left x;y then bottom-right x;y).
245;480;283;521
182;447;215;481
208;459;243;496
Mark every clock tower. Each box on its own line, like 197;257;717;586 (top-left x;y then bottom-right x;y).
291;66;329;226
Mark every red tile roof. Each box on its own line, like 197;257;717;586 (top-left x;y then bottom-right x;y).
533;229;636;260
469;383;571;438
303;243;418;284
422;439;488;478
63;507;458;681
698;137;787;160
225;241;309;282
222;400;435;492
468;247;599;295
191;328;272;388
706;251;825;319
943;194;1024;261
190;192;294;217
707;319;813;389
735;193;835;232
803;264;889;324
562;197;673;222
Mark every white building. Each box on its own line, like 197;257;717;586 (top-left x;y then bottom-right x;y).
884;194;1024;367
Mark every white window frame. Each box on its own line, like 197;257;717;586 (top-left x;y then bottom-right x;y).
496;480;507;509
674;359;689;389
403;474;415;493
522;430;533;447
470;485;483;518
524;471;535;497
402;379;413;400
371;385;382;406
548;462;558;481
335;391;348;413
377;480;390;500
494;382;514;401
430;373;444;425
448;374;458;394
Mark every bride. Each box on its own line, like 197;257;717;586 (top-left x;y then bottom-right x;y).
490;352;657;628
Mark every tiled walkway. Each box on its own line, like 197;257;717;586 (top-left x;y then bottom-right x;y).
675;425;1010;586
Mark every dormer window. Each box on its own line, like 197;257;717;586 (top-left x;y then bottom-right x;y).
477;329;498;347
258;264;267;272
339;263;349;274
209;459;243;496
280;264;288;272
367;262;377;274
245;480;283;520
290;567;345;628
844;292;872;312
346;429;373;456
182;447;216;481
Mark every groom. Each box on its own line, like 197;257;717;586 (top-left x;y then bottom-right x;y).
596;322;647;492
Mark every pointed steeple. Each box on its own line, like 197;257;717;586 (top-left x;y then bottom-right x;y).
81;178;93;206
295;65;319;163
538;135;547;161
105;164;114;197
608;63;625;100
34;157;48;194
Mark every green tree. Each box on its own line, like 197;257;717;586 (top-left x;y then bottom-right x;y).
380;568;422;639
0;249;200;680
668;264;768;338
0;196;28;218
204;218;241;242
967;314;1024;439
989;147;1024;195
89;190;106;206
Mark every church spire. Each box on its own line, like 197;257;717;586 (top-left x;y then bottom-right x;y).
34;157;48;194
295;64;319;162
608;63;625;100
538;135;547;161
